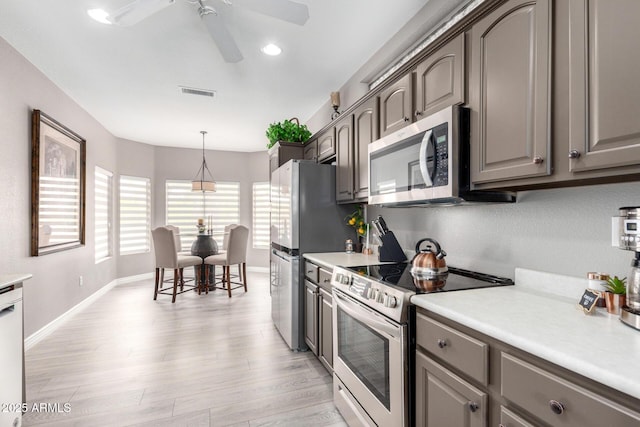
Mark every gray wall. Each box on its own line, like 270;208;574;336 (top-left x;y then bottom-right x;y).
1;37;269;337
368;183;637;281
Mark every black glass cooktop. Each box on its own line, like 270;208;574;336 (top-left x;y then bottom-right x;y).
344;262;513;294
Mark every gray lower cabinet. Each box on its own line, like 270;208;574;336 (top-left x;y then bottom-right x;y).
303;259;333;372
469;0;552;184
415;308;640;427
318;287;333;370
415;351;488;427
304;279;318;355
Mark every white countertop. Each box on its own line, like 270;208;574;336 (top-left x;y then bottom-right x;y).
0;274;32;291
411;268;640;400
303;252;387;270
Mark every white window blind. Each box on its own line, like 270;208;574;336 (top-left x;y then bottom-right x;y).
166;180;240;249
95;167;113;263
119;175;151;255
252;182;270;249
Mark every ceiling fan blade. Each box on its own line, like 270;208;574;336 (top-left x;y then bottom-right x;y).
200;11;243;63
109;0;175;26
230;0;309;26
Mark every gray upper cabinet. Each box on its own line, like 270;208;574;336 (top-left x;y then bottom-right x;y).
335;115;355;203
354;97;379;200
469;0;552;184
303;139;318;162
317;128;336;163
415;33;465;120
567;0;640;173
379;73;413;138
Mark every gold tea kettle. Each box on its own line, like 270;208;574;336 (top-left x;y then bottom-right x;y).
410;238;448;291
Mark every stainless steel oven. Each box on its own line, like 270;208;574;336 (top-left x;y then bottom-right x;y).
333;288;408;427
331;263;514;427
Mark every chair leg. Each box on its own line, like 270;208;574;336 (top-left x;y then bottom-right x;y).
197;267;202;295
172;269;179;303
154;268;160;300
242;263;247;292
238;264;242;282
226;265;232;298
203;265;208;295
179;268;185;290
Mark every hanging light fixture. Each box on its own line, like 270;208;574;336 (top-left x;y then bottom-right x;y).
191;131;216;192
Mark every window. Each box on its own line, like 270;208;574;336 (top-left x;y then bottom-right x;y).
166;180;240;249
95;167;113;263
119;175;151;255
252;182;270;249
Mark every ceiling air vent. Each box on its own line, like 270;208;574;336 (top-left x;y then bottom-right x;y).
179;86;216;98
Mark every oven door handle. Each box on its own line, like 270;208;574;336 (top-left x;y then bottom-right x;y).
419;129;434;188
334;291;402;340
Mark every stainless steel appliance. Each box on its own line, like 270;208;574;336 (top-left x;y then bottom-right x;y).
613;206;640;330
270;160;353;350
368;105;514;206
331;263;513;427
0;284;23;427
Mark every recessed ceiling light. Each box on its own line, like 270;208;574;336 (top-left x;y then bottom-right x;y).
261;44;282;56
87;9;112;25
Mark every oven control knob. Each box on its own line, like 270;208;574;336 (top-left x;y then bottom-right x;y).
376;291;385;304
340;274;351;285
384;295;398;308
367;287;376;299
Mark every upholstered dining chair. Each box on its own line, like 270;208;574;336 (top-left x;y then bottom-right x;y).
204;225;249;297
163;224;195;286
151;226;203;302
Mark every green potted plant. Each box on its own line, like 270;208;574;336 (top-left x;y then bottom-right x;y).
265;117;312;149
603;275;626;314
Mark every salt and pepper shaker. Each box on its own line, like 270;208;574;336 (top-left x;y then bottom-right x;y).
345;239;354;254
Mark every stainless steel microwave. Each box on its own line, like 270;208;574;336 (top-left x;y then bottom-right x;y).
368;105;514;206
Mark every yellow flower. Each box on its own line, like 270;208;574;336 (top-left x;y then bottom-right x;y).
357;227;365;235
349;218;356;225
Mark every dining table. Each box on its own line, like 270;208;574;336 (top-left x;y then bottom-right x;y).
190;233;218;291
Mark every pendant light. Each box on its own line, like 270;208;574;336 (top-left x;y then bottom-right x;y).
191;131;216;192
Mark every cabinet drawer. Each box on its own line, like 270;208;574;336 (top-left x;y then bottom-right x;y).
500;406;535;427
304;262;319;283
318;268;333;290
416;313;488;385
501;352;640;427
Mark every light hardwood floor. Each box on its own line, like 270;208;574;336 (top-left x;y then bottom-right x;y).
23;271;346;427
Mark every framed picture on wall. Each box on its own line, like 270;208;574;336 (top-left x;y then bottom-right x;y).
31;110;86;256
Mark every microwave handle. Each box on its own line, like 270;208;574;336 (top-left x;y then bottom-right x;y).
419;129;434;187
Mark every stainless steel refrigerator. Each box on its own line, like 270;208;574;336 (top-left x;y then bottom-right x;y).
270;160;353;350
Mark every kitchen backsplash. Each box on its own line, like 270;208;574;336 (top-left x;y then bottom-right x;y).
367;181;640;281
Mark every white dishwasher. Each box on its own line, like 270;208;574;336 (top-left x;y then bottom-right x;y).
0;285;23;427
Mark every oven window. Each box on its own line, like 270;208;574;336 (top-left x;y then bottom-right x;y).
337;307;390;410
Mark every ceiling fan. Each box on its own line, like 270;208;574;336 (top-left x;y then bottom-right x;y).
103;0;310;63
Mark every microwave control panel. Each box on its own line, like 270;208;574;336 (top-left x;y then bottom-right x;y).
431;123;448;188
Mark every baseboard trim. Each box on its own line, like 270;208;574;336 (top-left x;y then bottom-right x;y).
24;273;153;351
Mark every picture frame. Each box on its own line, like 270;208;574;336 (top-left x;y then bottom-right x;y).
31;110;86;256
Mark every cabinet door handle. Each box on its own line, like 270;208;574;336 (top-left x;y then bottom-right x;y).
549;399;565;415
533;156;544;164
568;150;581;159
403;116;410;122
415;110;423;117
468;402;479;413
437;338;447;349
